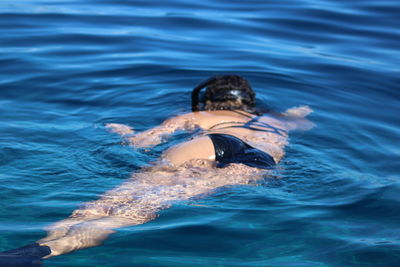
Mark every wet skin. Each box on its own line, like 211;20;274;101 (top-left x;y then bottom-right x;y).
38;107;313;257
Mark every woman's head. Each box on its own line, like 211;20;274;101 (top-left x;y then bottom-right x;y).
191;75;257;114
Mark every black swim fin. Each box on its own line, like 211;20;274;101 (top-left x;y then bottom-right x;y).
0;243;51;267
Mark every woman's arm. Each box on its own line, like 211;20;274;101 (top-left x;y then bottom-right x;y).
106;113;197;148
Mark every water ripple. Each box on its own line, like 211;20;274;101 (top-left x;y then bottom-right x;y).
1;0;399;266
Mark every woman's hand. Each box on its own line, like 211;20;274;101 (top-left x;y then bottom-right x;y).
283;105;313;118
105;123;134;136
106;123;163;148
282;106;315;131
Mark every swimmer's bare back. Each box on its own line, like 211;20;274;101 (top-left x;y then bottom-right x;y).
7;106;312;260
108;106;313;166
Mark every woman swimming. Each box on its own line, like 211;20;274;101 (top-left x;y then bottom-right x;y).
0;75;313;266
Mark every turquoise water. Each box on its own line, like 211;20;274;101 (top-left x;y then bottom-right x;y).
1;0;399;266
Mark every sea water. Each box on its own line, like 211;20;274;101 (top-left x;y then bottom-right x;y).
0;0;399;266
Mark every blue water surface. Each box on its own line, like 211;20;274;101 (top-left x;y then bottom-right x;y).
1;0;399;266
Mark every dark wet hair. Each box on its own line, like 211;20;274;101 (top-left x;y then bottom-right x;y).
191;75;258;114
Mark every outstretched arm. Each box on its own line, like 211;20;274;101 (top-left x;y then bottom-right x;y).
106;113;197;148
